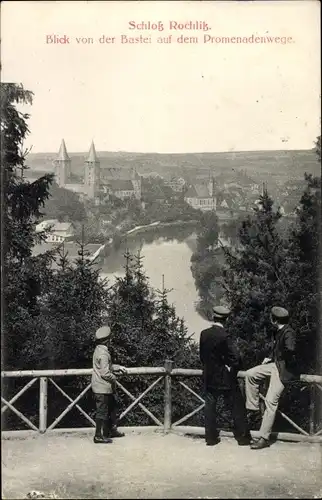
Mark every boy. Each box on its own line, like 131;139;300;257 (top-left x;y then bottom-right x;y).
91;325;127;443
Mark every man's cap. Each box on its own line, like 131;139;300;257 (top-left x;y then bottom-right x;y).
95;326;111;340
213;305;231;319
271;306;289;320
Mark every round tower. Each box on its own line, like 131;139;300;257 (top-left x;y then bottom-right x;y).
54;139;71;187
84;141;100;200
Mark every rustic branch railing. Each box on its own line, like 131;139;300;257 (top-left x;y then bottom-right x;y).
1;362;322;443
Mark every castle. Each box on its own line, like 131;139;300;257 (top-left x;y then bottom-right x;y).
53;139;141;202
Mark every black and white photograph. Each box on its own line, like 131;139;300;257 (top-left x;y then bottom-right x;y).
1;1;321;498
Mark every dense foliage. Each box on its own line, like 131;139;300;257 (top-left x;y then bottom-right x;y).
191;169;320;376
285;173;321;373
190;145;321;432
1;83;54;370
190;212;224;318
2;83;320;434
2;84;201;429
222;190;290;367
43;182;86;223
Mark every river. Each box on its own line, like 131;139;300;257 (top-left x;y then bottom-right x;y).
99;230;212;342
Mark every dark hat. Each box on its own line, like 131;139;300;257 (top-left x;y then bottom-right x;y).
271;306;289;320
213;305;231;319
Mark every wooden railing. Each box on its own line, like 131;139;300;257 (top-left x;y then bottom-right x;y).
2;362;322;442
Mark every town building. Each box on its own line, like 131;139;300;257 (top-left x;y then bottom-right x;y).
104;167;141;200
184;178;216;211
107;180;136;200
35;219;74;243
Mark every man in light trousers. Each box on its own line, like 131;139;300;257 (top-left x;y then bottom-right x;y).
245;306;298;450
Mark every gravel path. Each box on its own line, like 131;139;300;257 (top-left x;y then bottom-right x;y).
2;429;322;499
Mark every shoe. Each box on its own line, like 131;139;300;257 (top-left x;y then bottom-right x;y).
237;436;253;446
206;437;221;446
93;435;113;444
94;418;112;443
110;429;125;438
250;437;270;450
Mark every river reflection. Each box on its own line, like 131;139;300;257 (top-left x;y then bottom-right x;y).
98;226;211;342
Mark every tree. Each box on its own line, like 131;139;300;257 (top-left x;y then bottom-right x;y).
73;217;107;244
285;173;321;373
189;144;321;431
222;190;290;368
1;83;203;431
196;211;220;252
43;182;86;222
106;251;200;426
108;251;159;367
275;172;321;432
221;216;244;248
1;83;54;369
190;211;223;318
22;242;111;370
220;180;321;431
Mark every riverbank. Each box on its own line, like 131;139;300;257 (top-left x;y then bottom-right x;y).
125;219;199;236
92;219;200;263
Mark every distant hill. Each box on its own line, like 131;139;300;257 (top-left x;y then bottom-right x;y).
25;149;320;184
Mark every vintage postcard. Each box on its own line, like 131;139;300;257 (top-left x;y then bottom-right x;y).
1;1;321;499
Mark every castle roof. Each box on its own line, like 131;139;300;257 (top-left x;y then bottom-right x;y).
185;184;212;198
86;141;99;163
109;179;134;191
57;139;70;161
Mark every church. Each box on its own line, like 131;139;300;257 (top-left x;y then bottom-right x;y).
53;139;142;202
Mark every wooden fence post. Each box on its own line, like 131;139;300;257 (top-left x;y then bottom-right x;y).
39;377;48;433
164;359;173;433
309;384;315;435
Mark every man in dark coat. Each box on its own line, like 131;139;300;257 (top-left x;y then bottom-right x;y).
199;306;252;446
245;306;298;450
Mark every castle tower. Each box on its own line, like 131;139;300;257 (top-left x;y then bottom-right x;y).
54;139;71;187
84;141;100;199
131;166;141;200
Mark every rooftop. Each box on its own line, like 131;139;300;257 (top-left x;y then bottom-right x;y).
185;184;212;198
2;428;321;499
52;222;73;232
108;179;134;191
35;220;73;233
32;242;103;269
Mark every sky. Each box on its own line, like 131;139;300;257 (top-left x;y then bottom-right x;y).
1;1;321;153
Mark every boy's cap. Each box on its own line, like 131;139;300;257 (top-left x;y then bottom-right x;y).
95;326;111;340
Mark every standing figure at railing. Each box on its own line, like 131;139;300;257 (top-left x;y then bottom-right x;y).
199;306;252;447
91;325;127;444
245;306;298;450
